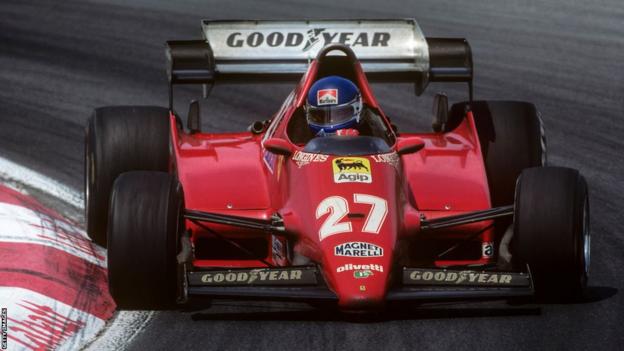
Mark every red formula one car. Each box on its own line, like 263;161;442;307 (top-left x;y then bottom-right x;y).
84;20;590;311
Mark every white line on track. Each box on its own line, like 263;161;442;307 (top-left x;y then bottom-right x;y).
82;311;155;351
0;156;83;208
0;155;153;351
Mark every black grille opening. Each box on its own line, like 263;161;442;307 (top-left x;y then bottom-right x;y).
195;237;269;260
409;239;483;262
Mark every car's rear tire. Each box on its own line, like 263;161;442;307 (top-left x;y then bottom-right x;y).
512;167;590;300
448;101;546;207
107;171;183;309
84;106;170;246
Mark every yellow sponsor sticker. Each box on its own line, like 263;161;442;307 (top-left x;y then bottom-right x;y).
332;157;372;183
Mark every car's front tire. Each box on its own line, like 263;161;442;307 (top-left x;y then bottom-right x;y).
107;171;183;309
85;106;170;246
512;166;590;301
448;101;546;207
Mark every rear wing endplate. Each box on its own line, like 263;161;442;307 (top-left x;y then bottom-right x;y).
166;19;473;106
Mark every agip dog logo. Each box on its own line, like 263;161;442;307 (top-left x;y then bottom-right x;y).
332;157;371;183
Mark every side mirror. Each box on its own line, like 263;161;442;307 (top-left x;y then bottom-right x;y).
248;120;268;134
187;100;201;134
432;92;449;132
397;137;425;155
263;138;294;156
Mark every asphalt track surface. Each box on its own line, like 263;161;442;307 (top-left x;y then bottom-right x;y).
1;0;623;350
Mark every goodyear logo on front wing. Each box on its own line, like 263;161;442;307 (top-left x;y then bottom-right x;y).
188;268;317;286
402;268;531;287
332;157;371;183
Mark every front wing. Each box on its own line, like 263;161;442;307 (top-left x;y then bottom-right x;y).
186;266;533;303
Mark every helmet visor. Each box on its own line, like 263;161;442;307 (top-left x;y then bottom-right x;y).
306;96;362;127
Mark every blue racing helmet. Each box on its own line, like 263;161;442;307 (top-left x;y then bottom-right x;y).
305;76;362;135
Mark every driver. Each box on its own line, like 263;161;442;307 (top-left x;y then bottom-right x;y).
305;75;362;137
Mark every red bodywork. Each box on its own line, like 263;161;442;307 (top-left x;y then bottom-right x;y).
170;58;494;309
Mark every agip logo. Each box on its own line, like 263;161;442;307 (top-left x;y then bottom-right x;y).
332;157;371;183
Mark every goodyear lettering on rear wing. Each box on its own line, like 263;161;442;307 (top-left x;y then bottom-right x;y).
188;267;317;286
202;19;429;72
225;31;392;51
403;268;531;287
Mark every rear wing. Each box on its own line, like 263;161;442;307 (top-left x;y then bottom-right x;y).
166;19;473;106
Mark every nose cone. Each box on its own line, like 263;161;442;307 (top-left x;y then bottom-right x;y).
284;153;401;310
321;237;393;310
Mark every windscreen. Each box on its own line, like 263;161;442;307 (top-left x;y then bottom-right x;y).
303;136;391;156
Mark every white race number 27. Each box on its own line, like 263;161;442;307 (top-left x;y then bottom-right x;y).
316;194;388;241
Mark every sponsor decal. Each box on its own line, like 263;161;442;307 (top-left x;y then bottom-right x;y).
317;89;338;105
1;308;6;350
201;270;299;284
276;153;284;180
336;263;384;273
303;28;325;51
292;151;328;168
332;157;372;183
371;152;400;169
335;128;359;137
263;149;277;173
225;30;391;52
403;268;531;287
317;194;387;240
189;267;317;286
482;242;494;258
334;242;383;257
271;235;287;265
335;157;370;172
263;152;283;175
409;270;511;284
353;270;374;279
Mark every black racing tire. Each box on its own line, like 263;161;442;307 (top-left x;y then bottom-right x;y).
447;101;546;207
512;167;590;300
107;171;183;309
84;106;170;246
